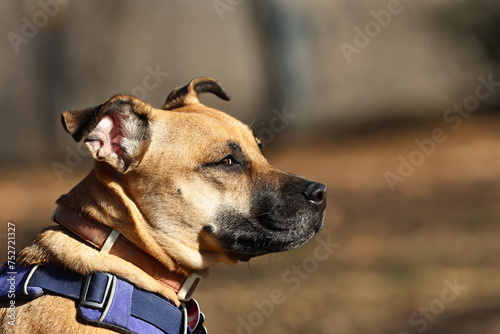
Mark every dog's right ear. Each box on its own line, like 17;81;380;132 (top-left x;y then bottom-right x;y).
162;77;230;110
61;95;151;172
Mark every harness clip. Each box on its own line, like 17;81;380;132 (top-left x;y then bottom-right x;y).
80;272;116;311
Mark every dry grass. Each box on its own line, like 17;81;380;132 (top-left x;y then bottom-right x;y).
1;114;500;333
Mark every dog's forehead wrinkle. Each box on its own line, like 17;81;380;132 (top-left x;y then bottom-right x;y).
204;141;244;161
228;141;243;153
173;107;254;139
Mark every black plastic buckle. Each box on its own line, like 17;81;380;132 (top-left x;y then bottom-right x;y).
80;272;115;311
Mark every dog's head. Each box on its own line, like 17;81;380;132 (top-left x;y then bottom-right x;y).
61;78;326;270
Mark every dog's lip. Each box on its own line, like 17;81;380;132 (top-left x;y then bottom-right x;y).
225;231;315;261
221;216;324;261
255;212;289;232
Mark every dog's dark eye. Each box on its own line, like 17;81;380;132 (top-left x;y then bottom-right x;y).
218;155;239;167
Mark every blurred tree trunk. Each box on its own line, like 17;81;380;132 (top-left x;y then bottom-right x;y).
251;1;316;128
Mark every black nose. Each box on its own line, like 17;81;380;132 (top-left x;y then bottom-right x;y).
303;182;327;207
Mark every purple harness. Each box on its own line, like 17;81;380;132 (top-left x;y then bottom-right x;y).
0;263;207;334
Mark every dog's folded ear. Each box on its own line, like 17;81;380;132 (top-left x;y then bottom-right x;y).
162;77;230;110
61;95;151;172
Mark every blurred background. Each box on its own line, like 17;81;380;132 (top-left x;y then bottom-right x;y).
1;0;500;333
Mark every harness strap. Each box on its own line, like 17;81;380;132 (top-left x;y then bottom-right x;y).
28;265;84;299
0;263;206;334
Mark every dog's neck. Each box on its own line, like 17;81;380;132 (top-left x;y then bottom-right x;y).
18;167;208;304
57;168;193;274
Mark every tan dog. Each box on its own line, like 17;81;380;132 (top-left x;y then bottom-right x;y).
0;78;326;333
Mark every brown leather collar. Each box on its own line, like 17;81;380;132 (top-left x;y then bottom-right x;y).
52;205;201;300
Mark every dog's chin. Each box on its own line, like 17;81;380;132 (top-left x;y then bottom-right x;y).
219;215;324;262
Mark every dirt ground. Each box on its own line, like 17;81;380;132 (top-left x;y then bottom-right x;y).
1;114;500;334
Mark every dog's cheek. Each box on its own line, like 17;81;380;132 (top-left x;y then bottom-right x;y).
173;177;223;222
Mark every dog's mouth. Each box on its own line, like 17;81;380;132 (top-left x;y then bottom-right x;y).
215;210;325;262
